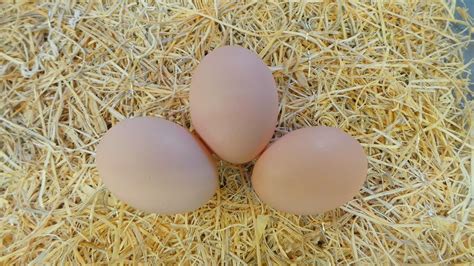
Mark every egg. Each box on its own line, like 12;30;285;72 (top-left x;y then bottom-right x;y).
190;45;279;164
251;126;367;215
96;117;218;214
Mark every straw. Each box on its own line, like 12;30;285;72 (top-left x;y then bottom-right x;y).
1;1;472;264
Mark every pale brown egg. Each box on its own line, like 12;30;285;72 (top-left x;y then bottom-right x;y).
190;45;279;164
96;117;218;214
251;126;367;215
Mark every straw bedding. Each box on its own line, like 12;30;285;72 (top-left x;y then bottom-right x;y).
1;0;472;264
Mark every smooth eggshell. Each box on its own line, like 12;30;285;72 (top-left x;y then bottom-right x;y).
96;117;218;214
251;126;367;215
190;45;279;164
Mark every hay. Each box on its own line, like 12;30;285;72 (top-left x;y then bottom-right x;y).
0;0;472;264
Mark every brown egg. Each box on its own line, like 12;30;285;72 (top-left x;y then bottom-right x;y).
96;117;218;214
251;126;367;215
190;45;279;164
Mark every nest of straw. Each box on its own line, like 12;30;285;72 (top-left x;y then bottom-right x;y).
1;0;473;264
